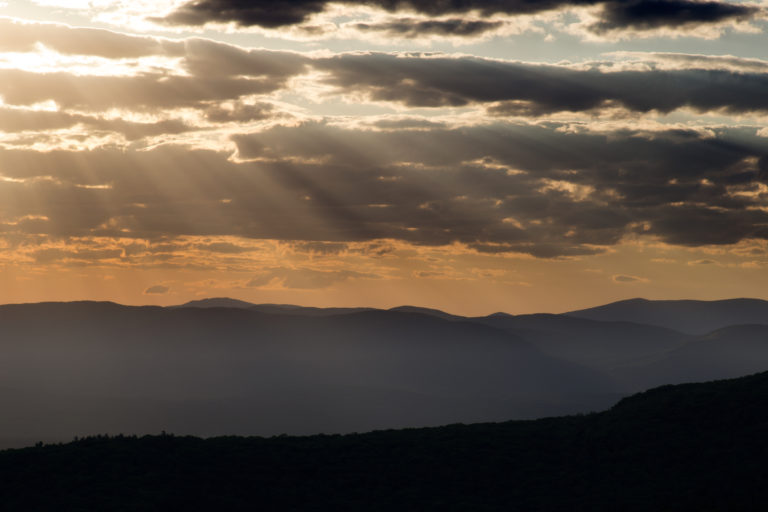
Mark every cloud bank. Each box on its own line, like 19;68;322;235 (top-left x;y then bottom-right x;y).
1;122;766;258
161;0;761;38
317;53;768;115
0;17;766;265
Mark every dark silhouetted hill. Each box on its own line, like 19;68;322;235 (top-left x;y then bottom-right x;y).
2;370;768;511
176;297;257;309
176;298;373;316
388;305;464;320
566;297;768;334
250;304;375;316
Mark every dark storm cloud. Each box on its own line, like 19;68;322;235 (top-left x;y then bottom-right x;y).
317;53;768;114
353;18;505;38
648;205;768;245
160;0;331;28
160;0;586;27
1;122;767;257
162;0;759;34
594;0;758;32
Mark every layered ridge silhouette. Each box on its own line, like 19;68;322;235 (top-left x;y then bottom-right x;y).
0;297;766;447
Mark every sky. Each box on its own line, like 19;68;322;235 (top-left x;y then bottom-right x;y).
0;0;767;314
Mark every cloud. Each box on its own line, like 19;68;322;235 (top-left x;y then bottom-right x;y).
160;0;760;36
612;274;648;283
687;258;719;265
0;21;305;146
606;52;768;73
203;102;278;123
0;19;305;77
2;4;765;285
413;270;446;278
180;38;308;78
193;242;253;254
592;0;758;34
316;53;768;115
30;247;123;264
0;67;297;113
0;17;181;58
1;121;766;258
161;0;331;28
0;21;307;115
366;117;446;131
353;18;505;38
246;267;372;289
4;20;768;134
290;241;349;256
0;107;196;140
144;284;170;294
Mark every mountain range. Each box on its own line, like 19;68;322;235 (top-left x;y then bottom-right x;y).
0;297;766;447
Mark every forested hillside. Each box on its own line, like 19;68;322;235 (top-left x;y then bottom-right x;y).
2;370;767;511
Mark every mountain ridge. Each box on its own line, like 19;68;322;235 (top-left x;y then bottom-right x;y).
566;297;768;334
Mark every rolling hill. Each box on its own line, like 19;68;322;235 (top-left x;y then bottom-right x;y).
177;298;374;316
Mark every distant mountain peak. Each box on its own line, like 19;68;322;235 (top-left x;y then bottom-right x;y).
175;297;257;309
614;297;650;304
387;305;461;320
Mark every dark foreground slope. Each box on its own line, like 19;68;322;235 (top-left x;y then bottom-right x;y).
2;371;768;512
